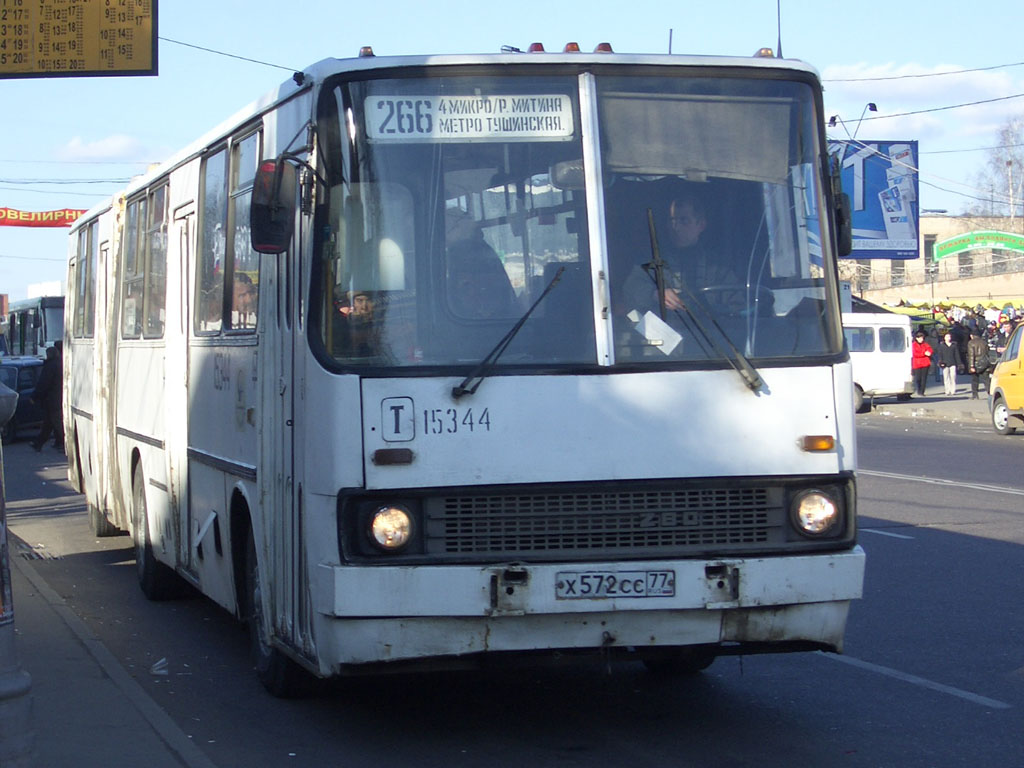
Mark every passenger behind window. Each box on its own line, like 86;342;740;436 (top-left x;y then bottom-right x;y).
446;233;519;320
231;272;258;330
328;237;412;361
332;288;376;357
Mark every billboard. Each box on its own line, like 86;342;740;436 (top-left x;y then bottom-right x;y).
829;140;919;260
0;0;157;79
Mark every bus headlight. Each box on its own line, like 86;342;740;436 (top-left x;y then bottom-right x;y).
791;490;840;536
369;505;414;550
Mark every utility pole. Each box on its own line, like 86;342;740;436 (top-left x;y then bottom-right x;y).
1008;160;1016;232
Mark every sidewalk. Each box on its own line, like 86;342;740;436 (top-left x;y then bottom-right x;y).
3;443;216;768
862;376;992;426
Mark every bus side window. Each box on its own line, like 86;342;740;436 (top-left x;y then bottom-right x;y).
196;148;228;334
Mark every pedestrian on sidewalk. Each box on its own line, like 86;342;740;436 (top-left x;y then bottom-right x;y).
936;332;963;396
966;329;991;400
911;329;933;397
31;342;64;452
926;324;943;383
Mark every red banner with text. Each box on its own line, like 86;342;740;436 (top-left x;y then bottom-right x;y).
0;207;87;227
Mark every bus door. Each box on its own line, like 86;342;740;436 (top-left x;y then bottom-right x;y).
95;240;117;523
258;203;306;650
171;203;195;571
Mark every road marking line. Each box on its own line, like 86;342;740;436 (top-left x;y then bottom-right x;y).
860;528;914;540
818;652;1012;710
859;469;1024;497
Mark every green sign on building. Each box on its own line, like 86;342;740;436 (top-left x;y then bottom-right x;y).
932;230;1024;262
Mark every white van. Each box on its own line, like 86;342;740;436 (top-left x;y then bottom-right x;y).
842;311;914;413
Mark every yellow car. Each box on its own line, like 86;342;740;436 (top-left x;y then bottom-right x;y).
990;324;1024;435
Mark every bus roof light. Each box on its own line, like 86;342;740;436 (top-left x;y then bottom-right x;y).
563;42;581;52
527;42;545;52
358;46;375;58
753;47;775;58
594;42;613;53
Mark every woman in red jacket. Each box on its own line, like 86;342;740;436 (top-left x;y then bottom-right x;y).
911;329;934;396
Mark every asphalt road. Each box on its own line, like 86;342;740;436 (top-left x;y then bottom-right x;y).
4;418;1024;768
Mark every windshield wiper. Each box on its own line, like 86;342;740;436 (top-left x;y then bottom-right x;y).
451;265;566;399
643;209;763;392
646;209;669;321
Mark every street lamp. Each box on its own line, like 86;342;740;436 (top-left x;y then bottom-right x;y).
853;103;877;139
828;103;878;140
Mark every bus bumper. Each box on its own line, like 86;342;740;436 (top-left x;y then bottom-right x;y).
313;547;865;667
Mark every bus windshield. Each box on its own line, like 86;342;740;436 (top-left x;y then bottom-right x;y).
312;69;839;370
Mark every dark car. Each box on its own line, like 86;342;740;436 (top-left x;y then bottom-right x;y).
0;356;45;442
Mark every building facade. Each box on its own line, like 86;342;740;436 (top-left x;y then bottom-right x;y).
842;215;1024;307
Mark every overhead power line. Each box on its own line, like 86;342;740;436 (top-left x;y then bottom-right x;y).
829;137;1017;207
0;185;114;197
0;159;154;166
825;60;1024;83
921;142;1024;155
832;92;1024;126
158;36;299;73
0;253;67;262
0;178;131;185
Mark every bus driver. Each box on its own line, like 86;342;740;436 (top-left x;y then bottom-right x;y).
622;189;737;318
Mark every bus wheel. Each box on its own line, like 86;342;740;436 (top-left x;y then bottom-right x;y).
992;397;1017;435
245;529;313;697
642;647;716;676
132;464;181;600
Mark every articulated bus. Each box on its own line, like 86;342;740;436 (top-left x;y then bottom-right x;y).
66;44;865;695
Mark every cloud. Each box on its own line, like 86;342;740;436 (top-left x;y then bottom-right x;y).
54;134;152;162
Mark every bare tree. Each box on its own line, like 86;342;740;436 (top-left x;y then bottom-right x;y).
967;116;1024;219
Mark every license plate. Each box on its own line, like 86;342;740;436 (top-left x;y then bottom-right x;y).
555;570;675;599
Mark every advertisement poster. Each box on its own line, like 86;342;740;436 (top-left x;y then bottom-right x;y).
828;140;919;260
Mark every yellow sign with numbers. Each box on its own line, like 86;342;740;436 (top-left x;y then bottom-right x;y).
0;0;156;78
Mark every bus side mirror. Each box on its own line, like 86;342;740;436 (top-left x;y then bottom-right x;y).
251;159;297;254
836;192;853;257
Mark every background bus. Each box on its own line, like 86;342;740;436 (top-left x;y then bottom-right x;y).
66;45;864;695
5;296;64;358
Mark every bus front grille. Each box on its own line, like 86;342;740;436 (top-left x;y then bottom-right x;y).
425;487;783;559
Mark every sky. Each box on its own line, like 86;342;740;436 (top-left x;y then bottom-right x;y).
3;0;1024;301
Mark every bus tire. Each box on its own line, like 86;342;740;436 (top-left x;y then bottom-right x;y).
641;647;716;676
992;397;1017;436
132;464;181;600
245;528;313;697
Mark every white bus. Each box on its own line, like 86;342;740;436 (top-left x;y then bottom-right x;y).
66;44;865;695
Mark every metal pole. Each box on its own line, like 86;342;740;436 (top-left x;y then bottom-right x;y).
777;0;783;58
1008;160;1015;232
